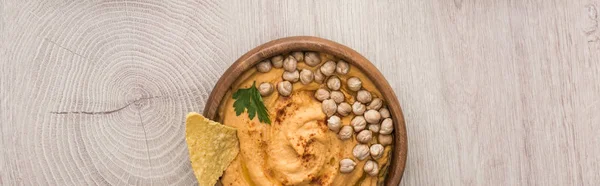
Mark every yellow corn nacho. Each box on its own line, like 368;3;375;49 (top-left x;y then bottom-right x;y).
185;112;239;186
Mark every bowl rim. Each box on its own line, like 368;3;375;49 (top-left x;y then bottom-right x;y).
203;36;407;185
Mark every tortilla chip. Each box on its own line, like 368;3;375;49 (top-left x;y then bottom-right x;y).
185;112;239;186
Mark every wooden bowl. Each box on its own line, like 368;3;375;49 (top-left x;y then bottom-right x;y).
204;36;407;185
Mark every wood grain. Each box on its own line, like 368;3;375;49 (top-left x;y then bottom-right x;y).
2;0;600;185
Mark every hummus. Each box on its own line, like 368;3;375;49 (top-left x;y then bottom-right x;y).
216;53;393;186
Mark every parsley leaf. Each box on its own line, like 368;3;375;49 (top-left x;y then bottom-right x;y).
232;81;271;124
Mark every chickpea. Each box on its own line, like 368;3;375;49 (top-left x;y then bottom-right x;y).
367;98;383;110
292;51;304;61
380;118;394;135
337;102;352;116
351;116;367;132
314;88;330;101
277;81;292;96
356;130;373;143
364;109;381;124
368;124;380;133
322;99;337;117
256;60;272;72
330;90;344;104
378;134;393;146
379;107;391;119
336;60;350;74
363;160;379;176
283;55;297;72
356;90;372;103
320;61;336;76
314;69;325;84
339;159;356;173
258;82;273;96
327;115;342;132
347;77;362;91
370;144;384;159
282;70;299;82
271;55;283;68
352;102;366;115
304;52;321;67
299;69;314;84
352;144;370;160
327;76;341;90
338;126;353;140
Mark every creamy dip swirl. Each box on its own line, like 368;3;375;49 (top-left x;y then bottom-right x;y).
218;54;392;186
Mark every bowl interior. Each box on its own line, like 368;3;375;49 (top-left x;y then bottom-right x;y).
203;36;407;185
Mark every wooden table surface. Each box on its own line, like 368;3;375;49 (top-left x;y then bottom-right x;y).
2;0;599;185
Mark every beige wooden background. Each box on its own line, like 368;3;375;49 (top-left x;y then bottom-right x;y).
2;0;600;185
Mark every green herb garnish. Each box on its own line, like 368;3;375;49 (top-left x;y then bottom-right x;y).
232;81;271;124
